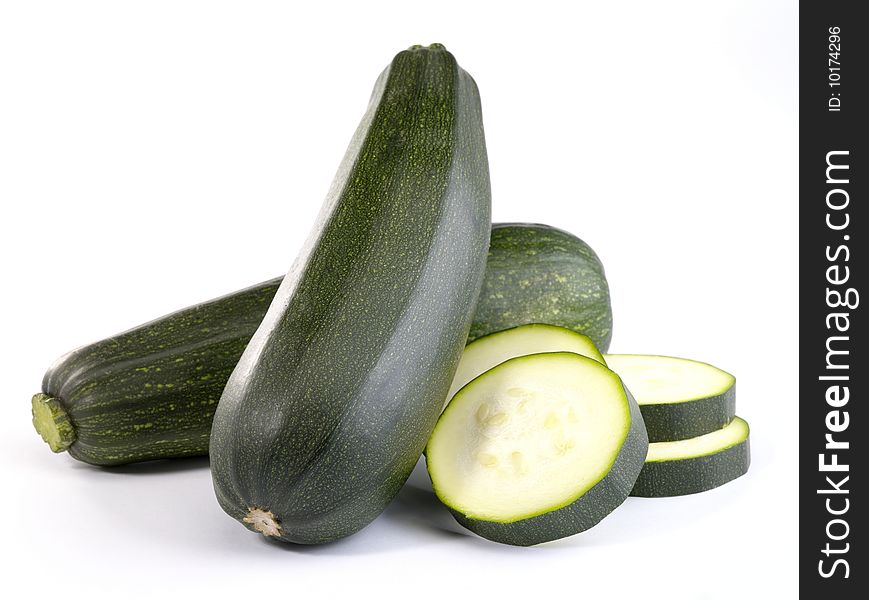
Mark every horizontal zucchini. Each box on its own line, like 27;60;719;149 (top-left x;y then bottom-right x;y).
470;223;613;351
631;417;751;497
604;354;736;442
209;44;492;544
31;280;280;466
428;352;648;546
446;323;605;404
32;222;604;466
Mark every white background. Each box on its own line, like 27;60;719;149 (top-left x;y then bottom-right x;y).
0;1;797;598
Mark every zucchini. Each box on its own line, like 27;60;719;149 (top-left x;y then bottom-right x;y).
428;352;648;546
604;354;736;442
631;417;750;497
470;223;613;351
31;280;280;465
31;222;608;467
209;44;491;544
447;323;605;403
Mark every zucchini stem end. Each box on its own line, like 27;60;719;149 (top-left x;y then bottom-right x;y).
32;393;76;452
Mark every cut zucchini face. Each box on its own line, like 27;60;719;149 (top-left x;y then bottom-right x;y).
428;352;648;546
446;323;605;404
604;354;735;442
631;416;750;497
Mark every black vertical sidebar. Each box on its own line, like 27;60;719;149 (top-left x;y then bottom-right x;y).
800;2;866;596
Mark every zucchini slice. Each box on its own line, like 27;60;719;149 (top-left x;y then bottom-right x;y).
446;323;606;404
604;354;735;442
631;417;750;497
428;352;647;546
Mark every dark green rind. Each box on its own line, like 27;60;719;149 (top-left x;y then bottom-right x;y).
450;385;648;546
470;223;612;351
631;438;750;497
209;45;491;545
640;384;736;442
38;279;280;465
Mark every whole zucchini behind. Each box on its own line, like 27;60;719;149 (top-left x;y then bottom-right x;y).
472;223;612;351
32;223;609;467
209;44;491;544
32;280;280;466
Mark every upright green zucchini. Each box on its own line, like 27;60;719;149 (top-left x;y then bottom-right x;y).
470;223;613;351
31;280;280;466
209;44;491;544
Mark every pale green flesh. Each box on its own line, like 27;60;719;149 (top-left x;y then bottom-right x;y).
446;324;605;405
31;394;75;453
647;417;749;462
32;397;66;452
429;352;630;523
604;354;734;406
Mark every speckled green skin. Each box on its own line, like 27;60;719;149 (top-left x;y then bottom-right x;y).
640;384;736;442
631;437;750;497
38;279;281;466
470;223;612;351
209;45;491;545
450;384;648;546
638;385;736;442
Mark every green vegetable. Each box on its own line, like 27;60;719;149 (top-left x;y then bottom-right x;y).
428;352;648;546
447;323;605;405
209;44;491;544
31;280;280;466
31;222;608;467
631;417;750;497
470;223;612;351
605;354;736;442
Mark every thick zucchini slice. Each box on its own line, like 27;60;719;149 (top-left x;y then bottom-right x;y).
447;323;605;404
209;44;491;544
428;352;648;546
604;354;736;442
470;223;613;351
631;417;750;497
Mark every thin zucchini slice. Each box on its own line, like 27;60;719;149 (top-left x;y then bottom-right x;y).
604;354;736;442
428;352;647;546
446;323;606;404
631;416;750;497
